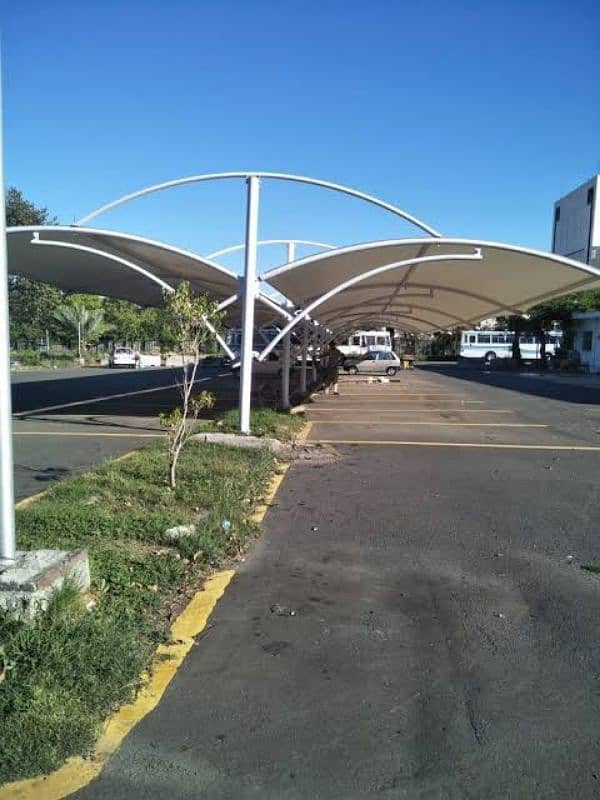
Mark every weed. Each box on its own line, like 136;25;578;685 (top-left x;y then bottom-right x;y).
1;439;276;783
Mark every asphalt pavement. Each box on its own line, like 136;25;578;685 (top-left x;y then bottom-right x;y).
72;366;600;799
10;364;232;499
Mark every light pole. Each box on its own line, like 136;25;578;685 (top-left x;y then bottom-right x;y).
0;60;15;565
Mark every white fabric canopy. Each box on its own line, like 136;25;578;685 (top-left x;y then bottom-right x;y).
6;226;277;326
264;238;600;334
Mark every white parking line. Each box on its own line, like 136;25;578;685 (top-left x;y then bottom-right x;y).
14;372;230;417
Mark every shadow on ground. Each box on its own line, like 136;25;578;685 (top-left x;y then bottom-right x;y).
419;362;600;406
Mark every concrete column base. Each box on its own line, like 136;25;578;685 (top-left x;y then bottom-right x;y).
0;549;90;620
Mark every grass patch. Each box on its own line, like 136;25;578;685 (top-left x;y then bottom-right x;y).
0;440;276;784
581;563;600;574
213;407;305;441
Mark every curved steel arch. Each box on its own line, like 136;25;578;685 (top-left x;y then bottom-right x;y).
75;172;442;237
322;310;457;332
206;239;337;260
258;250;482;361
332;318;422;337
30;236;176;295
262;235;600;284
29;237;237;360
312;280;526;316
11;224;239;281
319;300;472;327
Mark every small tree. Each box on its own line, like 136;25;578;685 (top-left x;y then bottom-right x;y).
52;301;111;358
159;282;222;488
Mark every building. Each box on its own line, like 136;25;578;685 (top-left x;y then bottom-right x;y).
571;311;600;373
552;175;600;268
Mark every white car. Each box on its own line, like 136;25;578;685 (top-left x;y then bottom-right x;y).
109;347;138;368
343;350;401;376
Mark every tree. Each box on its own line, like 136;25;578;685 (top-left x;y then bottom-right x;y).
158;282;222;488
6;187;63;346
8;277;63;346
52;302;111;358
6;187;57;228
102;299;164;346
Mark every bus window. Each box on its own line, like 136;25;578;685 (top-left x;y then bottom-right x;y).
477;334;491;344
376;336;387;346
351;336;361;346
492;334;505;344
366;336;376;346
506;334;514;343
469;334;476;344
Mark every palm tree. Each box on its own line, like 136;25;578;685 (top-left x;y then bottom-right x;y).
52;302;111;359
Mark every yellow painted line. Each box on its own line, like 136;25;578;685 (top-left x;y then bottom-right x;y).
0;570;234;800
4;455;293;799
14;489;51;510
294;420;313;445
306;439;600;451
13;431;164;437
309;421;547;428
335;397;485;403
250;461;291;523
339;392;479;396
307;408;515;413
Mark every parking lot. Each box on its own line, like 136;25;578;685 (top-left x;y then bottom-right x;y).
76;364;600;799
304;366;600;450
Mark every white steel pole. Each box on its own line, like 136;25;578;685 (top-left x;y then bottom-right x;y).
239;176;260;433
300;324;308;394
0;59;16;565
311;327;318;383
280;242;295;411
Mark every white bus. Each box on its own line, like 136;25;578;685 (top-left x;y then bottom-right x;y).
338;330;392;357
459;330;562;363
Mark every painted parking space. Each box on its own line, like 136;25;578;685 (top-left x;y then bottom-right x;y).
305;371;599;450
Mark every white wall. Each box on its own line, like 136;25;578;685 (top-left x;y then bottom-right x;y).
573;314;600;373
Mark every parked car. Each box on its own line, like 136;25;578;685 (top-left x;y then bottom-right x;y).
109;347;137;368
343;350;401;376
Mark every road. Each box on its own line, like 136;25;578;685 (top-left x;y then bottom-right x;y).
11;364;232;500
74;366;600;799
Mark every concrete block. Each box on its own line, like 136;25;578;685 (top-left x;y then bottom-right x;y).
191;432;289;455
0;549;90;620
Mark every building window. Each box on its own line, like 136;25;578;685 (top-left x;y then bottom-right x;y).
582;331;593;351
554;206;561;222
588;188;594;206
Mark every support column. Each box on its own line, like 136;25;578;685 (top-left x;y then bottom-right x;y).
280;242;295;410
239;176;260;434
300;323;308;395
281;328;291;409
0;65;15;565
311;326;318;383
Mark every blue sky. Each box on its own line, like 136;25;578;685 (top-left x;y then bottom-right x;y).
3;0;599;274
